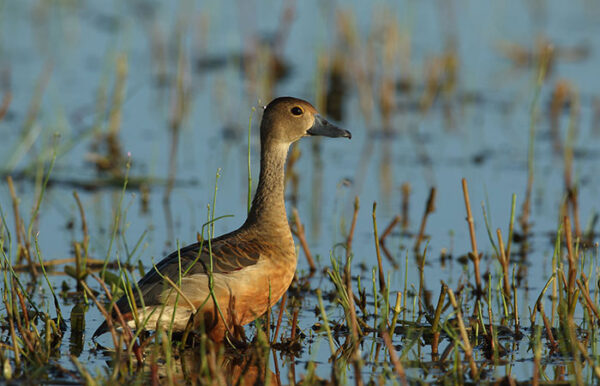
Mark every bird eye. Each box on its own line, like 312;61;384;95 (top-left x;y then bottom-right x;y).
291;106;303;116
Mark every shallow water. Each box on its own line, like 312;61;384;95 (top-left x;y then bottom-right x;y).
1;0;600;383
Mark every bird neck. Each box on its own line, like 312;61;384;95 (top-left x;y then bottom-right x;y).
245;140;291;232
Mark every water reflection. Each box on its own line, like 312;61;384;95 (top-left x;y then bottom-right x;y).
101;340;279;385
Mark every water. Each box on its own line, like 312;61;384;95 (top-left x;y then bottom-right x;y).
1;0;600;383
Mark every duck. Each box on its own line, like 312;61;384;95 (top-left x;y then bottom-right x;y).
93;96;351;342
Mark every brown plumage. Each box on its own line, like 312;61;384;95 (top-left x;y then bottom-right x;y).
93;97;351;341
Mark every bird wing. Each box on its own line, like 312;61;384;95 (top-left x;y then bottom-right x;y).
133;231;261;307
93;231;261;337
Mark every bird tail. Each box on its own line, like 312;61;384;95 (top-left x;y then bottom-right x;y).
92;320;109;339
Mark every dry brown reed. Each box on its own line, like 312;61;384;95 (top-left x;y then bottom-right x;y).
291;208;316;273
414;187;436;252
461;179;482;293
